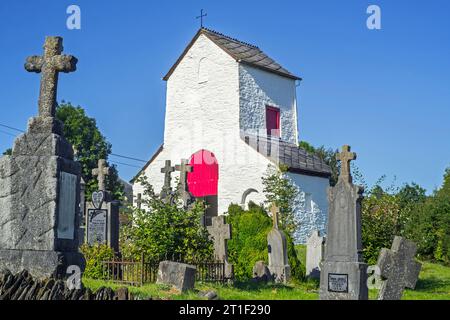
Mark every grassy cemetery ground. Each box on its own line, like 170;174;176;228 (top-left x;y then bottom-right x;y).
82;245;450;300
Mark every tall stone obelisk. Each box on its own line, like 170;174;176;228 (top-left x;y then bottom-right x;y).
0;37;85;279
319;145;368;300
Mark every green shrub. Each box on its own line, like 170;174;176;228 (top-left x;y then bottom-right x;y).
120;176;214;263
406;168;450;265
80;244;116;280
227;202;305;282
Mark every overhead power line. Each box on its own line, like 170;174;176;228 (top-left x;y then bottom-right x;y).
110;153;147;163
0;129;17;137
110;160;141;168
0;122;145;167
0;123;25;133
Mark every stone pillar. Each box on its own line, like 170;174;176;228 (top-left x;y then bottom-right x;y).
319;145;368;300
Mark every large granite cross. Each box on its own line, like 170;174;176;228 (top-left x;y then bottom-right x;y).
160;160;175;199
25;36;78;118
377;236;422;300
207;216;231;262
92;159;111;191
336;145;356;183
270;204;280;230
175;159;193;206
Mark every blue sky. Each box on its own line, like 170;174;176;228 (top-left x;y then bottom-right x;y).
0;0;449;193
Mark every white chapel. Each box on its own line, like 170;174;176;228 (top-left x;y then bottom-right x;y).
132;28;331;243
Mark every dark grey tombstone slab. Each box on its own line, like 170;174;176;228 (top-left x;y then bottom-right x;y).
156;261;196;292
377;236;422;300
319;145;368;300
0;37;85;279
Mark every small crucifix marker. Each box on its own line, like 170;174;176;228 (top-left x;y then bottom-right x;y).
161;160;175;199
196;9;207;28
92;159;111;191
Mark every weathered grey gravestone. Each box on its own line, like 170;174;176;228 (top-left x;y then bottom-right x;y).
252;261;272;283
267;204;291;283
377;236;422;300
85;159;119;252
306;231;325;279
175;159;193;208
0;36;85;279
156;261;196;292
207;216;234;279
319;145;368;300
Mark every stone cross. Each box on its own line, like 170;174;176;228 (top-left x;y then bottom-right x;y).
377;236;422;300
270;204;280;229
160;160;175;199
136;193;142;210
207;216;231;262
336;145;356;183
92;159;111;191
175;159;193;206
25;36;78;118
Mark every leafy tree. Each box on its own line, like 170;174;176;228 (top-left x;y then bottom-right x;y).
2;148;12;156
261;164;299;237
406;168;450;264
56;102;123;200
299;141;339;186
227;202;305;282
120;176;213;263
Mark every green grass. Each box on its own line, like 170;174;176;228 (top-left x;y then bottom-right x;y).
83;245;450;300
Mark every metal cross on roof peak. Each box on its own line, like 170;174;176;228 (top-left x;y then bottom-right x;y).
196;9;207;28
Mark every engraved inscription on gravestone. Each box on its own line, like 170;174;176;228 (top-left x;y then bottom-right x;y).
87;209;107;245
328;274;349;293
57;172;78;240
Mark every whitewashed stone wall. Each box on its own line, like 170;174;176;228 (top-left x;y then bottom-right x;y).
239;65;298;145
133;34;329;244
286;172;329;243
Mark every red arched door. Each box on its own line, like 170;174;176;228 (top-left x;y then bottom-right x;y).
187;150;219;197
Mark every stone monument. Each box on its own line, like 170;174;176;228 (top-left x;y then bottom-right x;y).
0;36;85;279
207;216;234;279
306;230;325;279
377;236;422;300
85;159;119;253
267;204;291;283
319;145;368;300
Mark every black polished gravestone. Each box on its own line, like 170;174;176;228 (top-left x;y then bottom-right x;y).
319;145;368;300
0;37;85;279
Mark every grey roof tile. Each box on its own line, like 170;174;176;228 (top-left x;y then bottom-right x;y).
241;133;332;178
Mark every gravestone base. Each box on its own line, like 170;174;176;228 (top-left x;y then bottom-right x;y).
0;249;85;280
0;116;84;280
269;265;291;284
319;261;368;300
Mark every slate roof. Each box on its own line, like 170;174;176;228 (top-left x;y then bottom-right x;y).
241;134;332;178
163;28;301;81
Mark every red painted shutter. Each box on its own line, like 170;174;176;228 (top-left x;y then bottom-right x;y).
187;150;219;197
266;106;280;137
